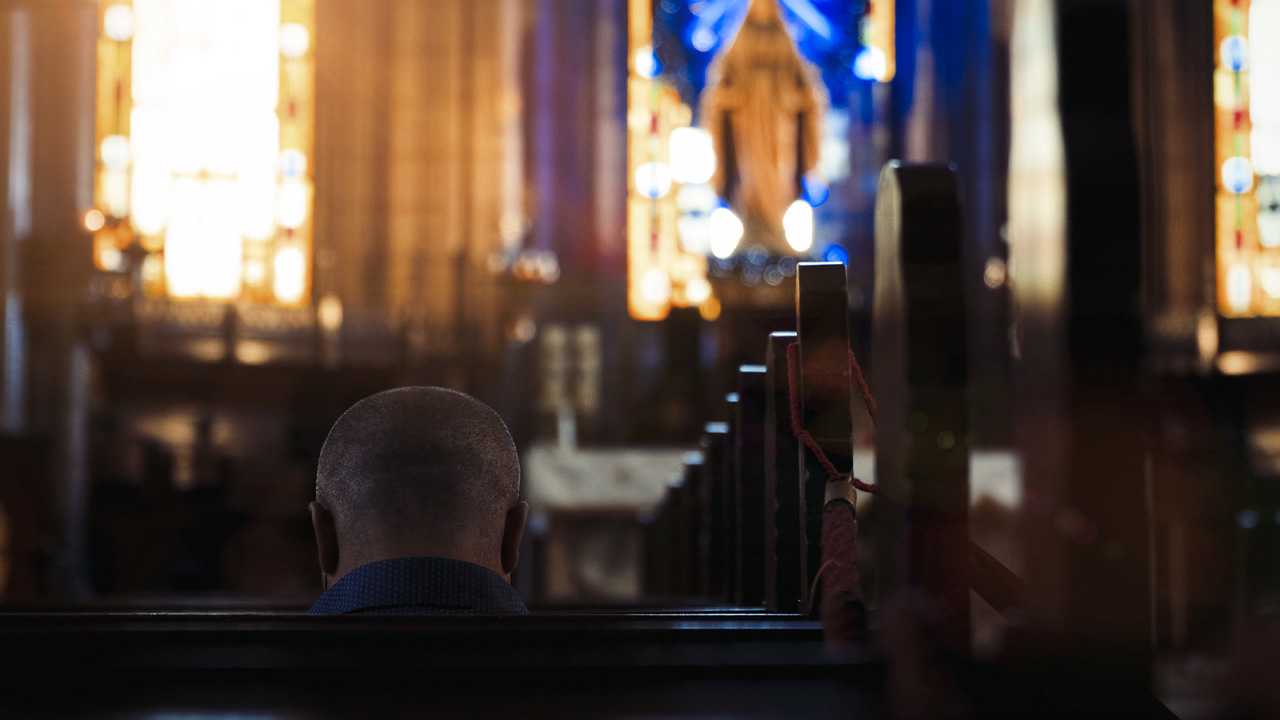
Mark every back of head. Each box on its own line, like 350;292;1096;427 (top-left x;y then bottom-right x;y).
315;387;521;568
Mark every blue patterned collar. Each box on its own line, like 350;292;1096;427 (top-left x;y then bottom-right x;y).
308;556;528;616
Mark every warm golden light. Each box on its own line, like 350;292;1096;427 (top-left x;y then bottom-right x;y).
640;267;672;306
625;0;715;321
83;209;106;233
668;127;716;185
273;245;307;304
708;206;743;259
685;275;712;305
1215;0;1280;316
317;294;344;332
782;199;814;253
865;0;895;83
94;0;315;306
103;3;134;42
1227;262;1253;312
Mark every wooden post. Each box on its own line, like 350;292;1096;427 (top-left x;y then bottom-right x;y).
872;161;971;651
736;364;768;606
673;452;703;598
794;262;855;611
702;421;730;602
765;331;802;611
723;394;740;604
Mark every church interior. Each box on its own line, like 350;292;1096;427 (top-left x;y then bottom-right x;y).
0;0;1276;716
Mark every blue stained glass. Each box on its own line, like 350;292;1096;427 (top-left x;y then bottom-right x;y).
822;243;849;265
1223;156;1255;195
1221;35;1248;73
655;0;872;110
802;175;831;206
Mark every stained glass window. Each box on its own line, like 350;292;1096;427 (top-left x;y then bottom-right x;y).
93;0;316;306
1215;0;1280;316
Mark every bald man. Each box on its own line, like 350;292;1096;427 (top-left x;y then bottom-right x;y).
307;387;530;615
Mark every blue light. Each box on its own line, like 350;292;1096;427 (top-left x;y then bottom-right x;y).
1223;156;1254;195
802;176;830;207
635;47;662;79
654;0;866;109
822;244;849;265
691;26;717;53
853;46;887;81
1221;35;1248;73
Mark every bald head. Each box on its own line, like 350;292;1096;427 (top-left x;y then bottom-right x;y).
311;387;525;582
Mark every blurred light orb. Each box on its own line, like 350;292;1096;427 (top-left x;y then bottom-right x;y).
1261;267;1280;299
244;258;267;286
802;175;830;207
782;200;815;253
273;246;307;303
511;316;537;344
677;215;711;254
102;169;129;218
104;4;135;42
640;267;672;305
634;46;661;78
277;180;308;229
279;23;311;59
1222;156;1255;194
691;26;717;53
668;127;717;185
83;209;106;233
141;253;163;285
822;244;849;265
676;184;718;213
984;257;1008;289
318;294;344;332
279;149;307;179
854;46;888;82
1227;262;1253;312
1221;35;1249;73
698;295;722;321
685;275;712;305
708;206;744;259
101;135;131;171
635;161;673;199
99;244;124;272
535;250;561;283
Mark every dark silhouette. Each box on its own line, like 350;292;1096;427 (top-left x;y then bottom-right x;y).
307;387;529;615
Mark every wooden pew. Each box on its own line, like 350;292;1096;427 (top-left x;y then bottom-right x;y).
870;161;971;647
736;364;768;607
702;421;730;601
794;262;859;615
672;452;702;599
765;330;803;611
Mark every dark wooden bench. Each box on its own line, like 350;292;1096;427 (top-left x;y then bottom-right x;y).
0;161;1173;718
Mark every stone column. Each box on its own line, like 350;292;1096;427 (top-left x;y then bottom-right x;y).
0;0;96;597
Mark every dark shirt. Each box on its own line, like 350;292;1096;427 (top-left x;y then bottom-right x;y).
308;556;528;616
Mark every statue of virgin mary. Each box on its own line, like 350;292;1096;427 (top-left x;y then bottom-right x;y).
701;0;826;255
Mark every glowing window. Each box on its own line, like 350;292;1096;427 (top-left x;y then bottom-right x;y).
1216;0;1280;316
93;0;315;306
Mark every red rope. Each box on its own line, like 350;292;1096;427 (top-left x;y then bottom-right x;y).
819;502;866;647
785;342;879;494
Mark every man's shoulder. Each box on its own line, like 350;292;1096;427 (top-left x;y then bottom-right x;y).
308;556;528;616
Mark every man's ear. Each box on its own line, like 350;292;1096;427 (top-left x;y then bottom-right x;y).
309;500;340;582
500;500;529;578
